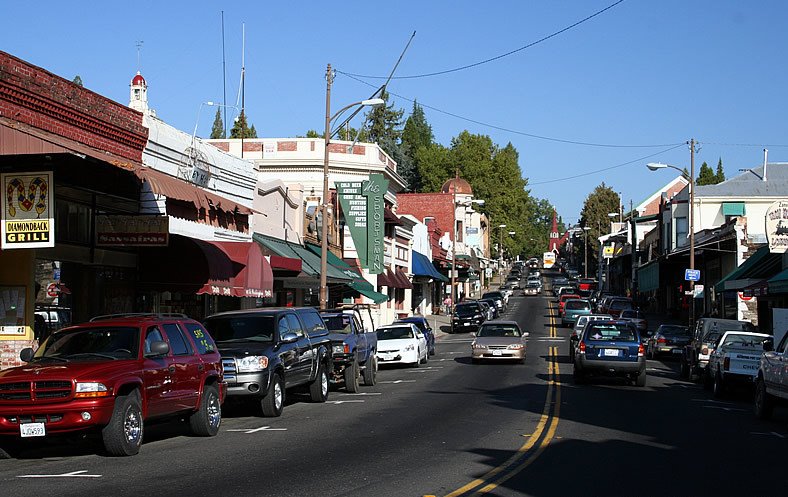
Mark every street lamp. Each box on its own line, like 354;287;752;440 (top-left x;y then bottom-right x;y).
319;63;385;310
647;138;697;328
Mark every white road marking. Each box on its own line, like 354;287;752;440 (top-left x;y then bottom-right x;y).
326;400;365;405
227;426;288;434
338;392;382;396
18;470;101;479
751;431;786;439
380;380;417;384
407;369;441;373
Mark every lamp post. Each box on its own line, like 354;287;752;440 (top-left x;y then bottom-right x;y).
583;226;591;278
496;224;507;286
647;138;697;328
320;63;385;310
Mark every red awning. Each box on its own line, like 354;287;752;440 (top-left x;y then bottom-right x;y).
139;236;272;298
134;166;253;215
393;267;413;289
377;267;412;289
377;268;394;287
384;207;403;225
269;255;302;273
195;240;273;298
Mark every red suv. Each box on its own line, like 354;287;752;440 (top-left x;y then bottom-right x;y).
0;314;225;457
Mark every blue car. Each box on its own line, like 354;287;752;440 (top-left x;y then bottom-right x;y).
395;316;436;355
573;320;646;386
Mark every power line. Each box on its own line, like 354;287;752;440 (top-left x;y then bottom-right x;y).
340;72;684;148
338;0;626;80
700;141;788;148
528;144;685;185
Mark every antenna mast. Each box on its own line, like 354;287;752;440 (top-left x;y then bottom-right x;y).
221;11;227;138
240;22;245;158
135;40;144;72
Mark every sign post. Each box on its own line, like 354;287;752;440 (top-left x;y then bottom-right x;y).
684;268;700;282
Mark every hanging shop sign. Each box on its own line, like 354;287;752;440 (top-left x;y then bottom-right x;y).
95;215;169;247
765;200;788;253
1;171;54;249
337;173;389;275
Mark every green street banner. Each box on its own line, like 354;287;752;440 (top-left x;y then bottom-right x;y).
336;180;368;267
364;174;388;275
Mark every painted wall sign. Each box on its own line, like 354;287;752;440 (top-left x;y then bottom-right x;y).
364;174;389;275
337;181;368;266
1;171;55;249
95;215;169;247
765;200;788;253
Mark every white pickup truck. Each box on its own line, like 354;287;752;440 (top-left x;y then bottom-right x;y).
755;332;788;419
705;331;771;398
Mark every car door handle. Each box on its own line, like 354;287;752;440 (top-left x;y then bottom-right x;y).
168;365;176;373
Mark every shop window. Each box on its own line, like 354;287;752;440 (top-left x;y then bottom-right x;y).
456;220;463;243
395;288;405;310
675;217;688;247
55;199;92;244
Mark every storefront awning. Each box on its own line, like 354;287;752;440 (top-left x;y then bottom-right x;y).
135;166;253;215
722;202;746;216
768;268;788;295
392;267;413;289
138;235;273;298
348;280;389;303
253;233;353;283
714;246;781;292
384;207;403;225
412;251;450;282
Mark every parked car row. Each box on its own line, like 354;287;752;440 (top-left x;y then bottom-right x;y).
0;306;445;458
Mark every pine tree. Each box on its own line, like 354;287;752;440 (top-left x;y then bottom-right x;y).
364;90;404;153
715;158;725;183
696;161;716;186
210;109;225;139
230;111;256;139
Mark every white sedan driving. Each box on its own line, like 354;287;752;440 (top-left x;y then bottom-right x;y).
375;323;428;367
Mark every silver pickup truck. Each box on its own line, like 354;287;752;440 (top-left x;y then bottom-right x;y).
705;331;770;398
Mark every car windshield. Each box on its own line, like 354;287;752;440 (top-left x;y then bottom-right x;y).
377;327;413;340
396;319;427;332
482;292;503;300
565;301;590;311
585;324;637;342
609;300;632;310
455;304;480;316
721;333;769;348
621;310;644;319
321;314;352;334
477;325;521;337
658;325;689;336
34;326;139;361
204;316;275;342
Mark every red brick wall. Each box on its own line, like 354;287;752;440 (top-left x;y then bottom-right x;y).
1;340;36;370
0;51;148;162
210;141;230;152
398;193;455;241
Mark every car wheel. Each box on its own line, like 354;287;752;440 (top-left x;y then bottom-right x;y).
411;356;421;368
309;362;330;402
712;371;725;398
362;356;377;386
422;348;429;364
102;390;143;456
679;357;690;379
754;377;774;420
344;360;360;393
635;369;647;387
189;384;221;436
702;368;713;390
261;373;285;417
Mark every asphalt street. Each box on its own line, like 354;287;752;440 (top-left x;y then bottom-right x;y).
1;290;786;497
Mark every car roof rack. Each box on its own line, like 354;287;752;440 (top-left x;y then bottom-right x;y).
89;312;190;322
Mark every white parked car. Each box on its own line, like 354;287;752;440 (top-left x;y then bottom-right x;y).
705;330;770;398
375;323;428;367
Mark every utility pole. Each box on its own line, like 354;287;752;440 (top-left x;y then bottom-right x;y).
319;63;333;310
688;138;696;330
450;169;458;334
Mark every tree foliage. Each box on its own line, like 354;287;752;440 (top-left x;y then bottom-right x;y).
696;161;716;186
579;183;621;268
210;109;225;139
230;111;257;139
363;89;403;157
715;158;726;183
72;75;83;87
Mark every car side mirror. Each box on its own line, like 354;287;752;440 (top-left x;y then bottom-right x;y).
470;332;476;337
524;332;530;337
147;340;169;357
280;332;299;344
20;347;34;362
763;338;774;352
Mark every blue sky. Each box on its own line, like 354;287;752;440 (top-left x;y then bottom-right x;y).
3;0;787;225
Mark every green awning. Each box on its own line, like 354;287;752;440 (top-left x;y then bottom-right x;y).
348;279;389;303
637;261;660;292
722;202;746;216
714;246;780;292
253;233;353;282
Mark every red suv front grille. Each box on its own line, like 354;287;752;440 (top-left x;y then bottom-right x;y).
0;381;72;402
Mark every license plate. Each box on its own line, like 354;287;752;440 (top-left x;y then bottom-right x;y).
603;349;620;357
20;422;46;438
492;350;503;356
672;349;683;354
464;323;472;326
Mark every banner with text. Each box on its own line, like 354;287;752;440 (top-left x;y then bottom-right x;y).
364;174;389;275
337;180;368;267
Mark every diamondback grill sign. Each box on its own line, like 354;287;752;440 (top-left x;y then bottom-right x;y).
2;172;55;249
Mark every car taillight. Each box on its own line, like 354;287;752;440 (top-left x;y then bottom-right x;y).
657;337;667;344
578;341;586;354
344;344;350;354
638;343;645;357
723;357;730;371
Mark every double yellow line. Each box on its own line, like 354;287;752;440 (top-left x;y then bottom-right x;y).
439;303;562;497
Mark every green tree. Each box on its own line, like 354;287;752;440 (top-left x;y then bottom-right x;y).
210;109;225;139
400;101;433;191
363;89;403;157
579;183;621;268
696;161;716;186
415;143;452;192
715;158;726;183
230;111;256;139
304;129;321;138
72;75;83;87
